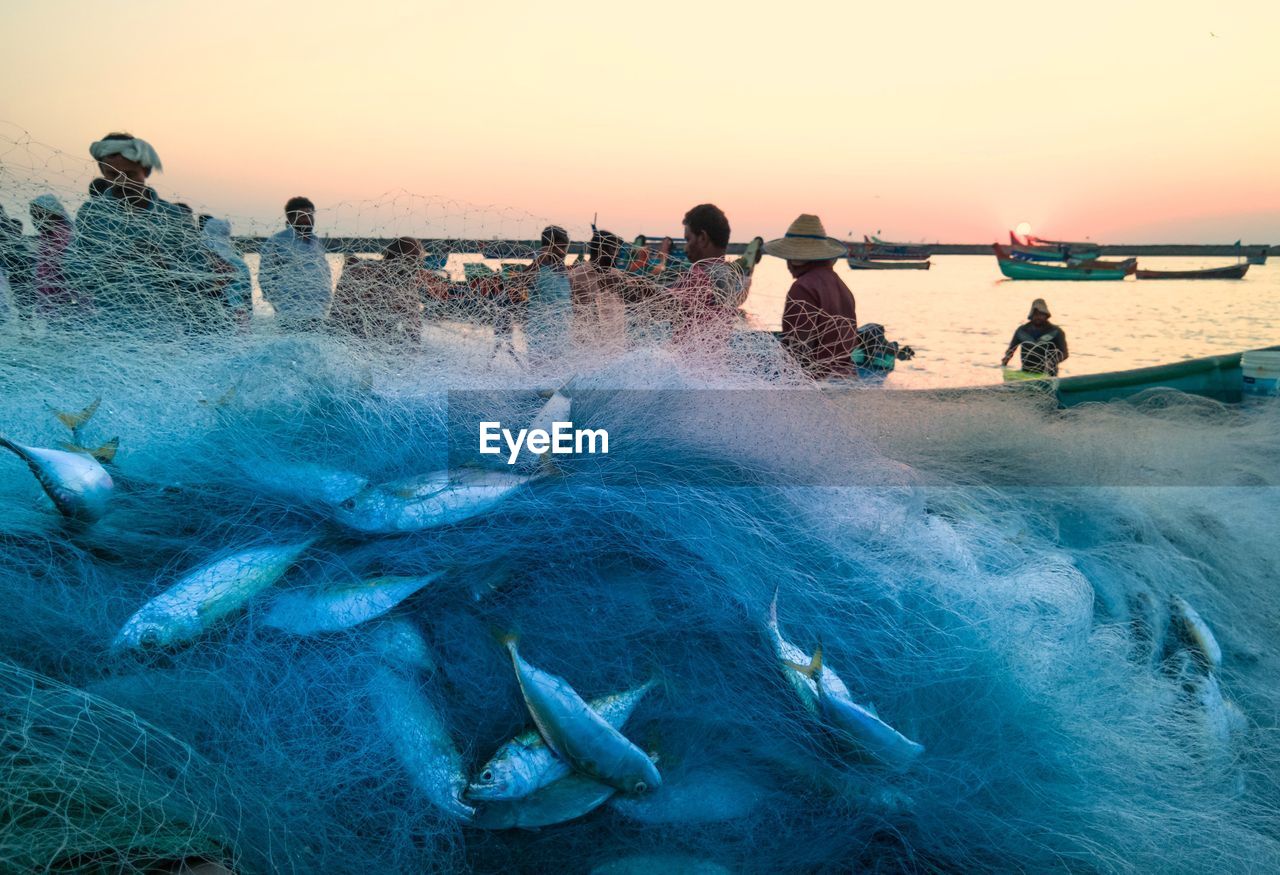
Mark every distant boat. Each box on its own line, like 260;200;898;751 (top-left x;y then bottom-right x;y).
1008;232;1101;262
847;256;931;270
860;236;931;260
994;243;1135;280
1136;263;1249;280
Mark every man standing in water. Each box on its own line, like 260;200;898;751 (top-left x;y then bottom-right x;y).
767;214;857;379
259;196;333;330
1002;298;1068;376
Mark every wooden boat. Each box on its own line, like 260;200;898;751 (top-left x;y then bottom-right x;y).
1008;232;1101;262
847;256;931;270
1136;263;1249;280
860;236;932;260
994;244;1135;280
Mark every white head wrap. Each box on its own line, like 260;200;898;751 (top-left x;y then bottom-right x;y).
89;136;163;172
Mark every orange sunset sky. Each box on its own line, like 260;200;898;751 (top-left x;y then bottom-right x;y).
1;0;1276;243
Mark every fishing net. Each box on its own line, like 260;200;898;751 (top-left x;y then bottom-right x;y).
2;124;1280;873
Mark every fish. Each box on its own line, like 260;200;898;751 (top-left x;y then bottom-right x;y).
505;639;661;794
0;437;114;522
790;646;925;767
240;459;369;507
112;540;314;651
771;592;924;767
367;618;437;672
468;772;614;830
767;591;819;713
334;467;538;534
264;573;441;636
368;665;474;822
610;766;763;825
515;385;573;467
468;679;655;801
1169;595;1222;670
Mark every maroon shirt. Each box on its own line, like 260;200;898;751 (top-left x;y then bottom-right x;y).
781;261;858;377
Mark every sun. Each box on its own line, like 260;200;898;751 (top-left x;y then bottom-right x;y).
1014;221;1033;239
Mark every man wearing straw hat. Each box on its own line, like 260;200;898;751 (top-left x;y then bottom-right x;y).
1001;298;1068;376
765;214;857;379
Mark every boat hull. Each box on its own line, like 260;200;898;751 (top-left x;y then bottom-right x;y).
1136;264;1249;280
847;258;931;270
994;245;1134;280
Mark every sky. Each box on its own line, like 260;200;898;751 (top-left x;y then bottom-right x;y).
1;0;1277;242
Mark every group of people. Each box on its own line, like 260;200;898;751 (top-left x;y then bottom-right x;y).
0;129;1065;379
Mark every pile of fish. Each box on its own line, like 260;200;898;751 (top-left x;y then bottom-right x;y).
0;388;929;837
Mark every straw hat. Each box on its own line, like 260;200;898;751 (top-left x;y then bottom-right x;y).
764;214;848;261
1028;298;1051;318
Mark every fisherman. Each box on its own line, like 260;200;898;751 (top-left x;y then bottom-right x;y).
659;203;745;348
511;225;572;364
199;215;253;330
29;195;79;319
568;229;629;354
329;236;427;343
68;132;217;333
0;203;34;315
767;214;857;379
1001;298;1068;376
258;196;333;330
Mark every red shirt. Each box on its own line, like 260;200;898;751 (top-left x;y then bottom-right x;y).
781;261;858;378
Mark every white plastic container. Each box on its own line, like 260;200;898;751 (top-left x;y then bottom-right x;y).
1241;350;1280;398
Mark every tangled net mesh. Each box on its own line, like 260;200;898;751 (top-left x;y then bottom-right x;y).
1;124;1280;873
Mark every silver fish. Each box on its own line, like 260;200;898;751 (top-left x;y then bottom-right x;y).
1;437;114;522
515;387;573;467
367;618;437;672
771;593;924;767
334;467;536;533
469;772;614;830
369;665;474;822
767;591;818;712
113;540;313;651
468;679;655;801
1170;595;1222;670
506;639;661;794
240;459;369;507
264;572;441;636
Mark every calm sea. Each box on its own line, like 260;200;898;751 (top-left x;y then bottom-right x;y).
247;253;1278;389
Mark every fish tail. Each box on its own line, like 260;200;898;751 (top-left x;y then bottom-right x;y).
785;643;824;679
0;435;24;458
54;397;100;432
62;437;119;464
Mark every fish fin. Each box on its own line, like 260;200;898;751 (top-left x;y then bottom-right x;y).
785;644;824;679
54;397;100;432
866;701;880;718
493;629;520;652
392;485;422;499
62;437;119;464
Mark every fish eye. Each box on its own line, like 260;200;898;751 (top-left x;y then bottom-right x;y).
480;770;493;783
340;498;356;510
633;780;648;793
139;629;160;650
